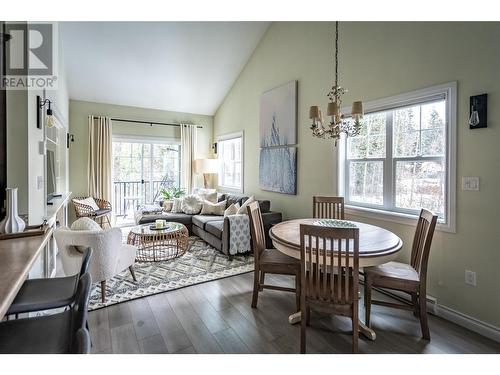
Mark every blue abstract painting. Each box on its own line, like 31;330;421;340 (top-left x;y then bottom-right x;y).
260;81;297;148
259;147;297;195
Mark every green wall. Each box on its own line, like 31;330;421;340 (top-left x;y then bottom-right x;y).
214;22;500;327
68;99;214;221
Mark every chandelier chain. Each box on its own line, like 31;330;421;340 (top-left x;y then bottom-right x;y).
335;21;338;89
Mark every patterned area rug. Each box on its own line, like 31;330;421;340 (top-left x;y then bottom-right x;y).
89;236;254;310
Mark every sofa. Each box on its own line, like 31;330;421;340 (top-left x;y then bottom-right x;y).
134;193;282;256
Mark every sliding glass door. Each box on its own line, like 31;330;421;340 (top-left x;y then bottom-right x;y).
112;137;180;217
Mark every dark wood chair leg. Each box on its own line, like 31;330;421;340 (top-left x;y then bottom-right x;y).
306;306;311;326
101;280;106;303
364;280;372;327
412;293;419;317
419;291;430;340
129;266;137;281
259;272;265;291
300;306;307;354
352;304;359;353
295;273;301;312
251;267;260;308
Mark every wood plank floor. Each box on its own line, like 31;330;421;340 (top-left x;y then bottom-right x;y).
88;272;500;354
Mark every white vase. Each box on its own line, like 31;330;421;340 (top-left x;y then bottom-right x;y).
0;188;26;234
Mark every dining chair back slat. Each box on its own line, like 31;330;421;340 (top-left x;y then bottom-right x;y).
313;196;345;219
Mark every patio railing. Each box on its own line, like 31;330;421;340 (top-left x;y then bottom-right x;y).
113;180;174;217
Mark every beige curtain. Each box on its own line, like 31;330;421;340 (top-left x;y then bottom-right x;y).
88;115;112;202
180;124;198;194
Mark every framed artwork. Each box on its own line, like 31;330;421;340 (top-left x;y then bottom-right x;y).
259;147;297;195
259;80;298;195
259;80;297;148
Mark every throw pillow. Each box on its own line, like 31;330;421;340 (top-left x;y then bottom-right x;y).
137;204;163;215
224;203;240;217
200;200;226;216
181;195;202;214
162;200;173;212
74;197;100;211
71;217;103;231
198;191;218;204
237;196;255;215
171;197;184;213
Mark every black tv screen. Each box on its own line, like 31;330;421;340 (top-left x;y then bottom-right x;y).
46;149;56;198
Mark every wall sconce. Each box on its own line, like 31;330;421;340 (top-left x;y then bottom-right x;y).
211;142;218;155
37;95;55;129
66;133;75;149
469;94;487;129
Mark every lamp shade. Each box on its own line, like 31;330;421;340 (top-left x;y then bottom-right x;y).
351;101;363;116
309;106;320;120
193;158;219;174
327;101;339;116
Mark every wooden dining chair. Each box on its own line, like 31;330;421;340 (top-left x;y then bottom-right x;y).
364;209;438;340
299;224;360;353
247;201;301;311
313;196;345;219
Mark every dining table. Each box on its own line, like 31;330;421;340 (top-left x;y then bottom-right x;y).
269;218;403;341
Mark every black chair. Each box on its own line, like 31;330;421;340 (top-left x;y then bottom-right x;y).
6;248;92;317
0;273;92;354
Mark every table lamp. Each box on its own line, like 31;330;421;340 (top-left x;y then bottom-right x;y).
193;158;219;188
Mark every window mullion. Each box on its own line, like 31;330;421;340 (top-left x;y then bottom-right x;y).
384;111;393;211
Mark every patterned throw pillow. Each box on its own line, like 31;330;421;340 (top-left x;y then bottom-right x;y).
198;191;218;204
237;196;255;215
181;195;203;214
171;197;184;213
200;200;226;216
224;203;240;217
74;197;100;211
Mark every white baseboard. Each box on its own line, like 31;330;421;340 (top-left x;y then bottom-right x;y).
368;285;500;343
435;304;500;343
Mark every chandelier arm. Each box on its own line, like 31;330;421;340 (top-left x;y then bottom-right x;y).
335;21;339;92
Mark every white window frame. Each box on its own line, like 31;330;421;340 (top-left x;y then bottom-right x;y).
217;131;244;193
338;82;457;233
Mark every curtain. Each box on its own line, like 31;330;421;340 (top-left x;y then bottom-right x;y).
180;124;198;194
87;115;112;202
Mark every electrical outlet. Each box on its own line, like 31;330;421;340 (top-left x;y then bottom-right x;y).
462;177;480;191
465;270;477;286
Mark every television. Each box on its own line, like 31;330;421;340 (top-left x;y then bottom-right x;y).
46;149;57;202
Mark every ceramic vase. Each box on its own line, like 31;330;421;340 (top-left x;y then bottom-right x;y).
0;188;26;234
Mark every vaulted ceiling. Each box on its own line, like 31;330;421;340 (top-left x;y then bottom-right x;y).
60;22;270;115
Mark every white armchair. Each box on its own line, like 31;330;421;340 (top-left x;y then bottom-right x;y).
54;227;137;303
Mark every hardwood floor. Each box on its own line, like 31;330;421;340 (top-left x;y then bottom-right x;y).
88;272;500;354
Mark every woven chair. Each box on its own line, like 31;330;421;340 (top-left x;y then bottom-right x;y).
72;196;112;228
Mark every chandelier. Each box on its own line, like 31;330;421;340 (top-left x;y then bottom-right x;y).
309;22;364;146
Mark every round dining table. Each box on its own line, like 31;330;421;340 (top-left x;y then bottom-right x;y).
269;218;403;340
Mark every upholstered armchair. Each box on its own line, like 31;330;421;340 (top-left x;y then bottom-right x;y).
54;226;137;303
72;196;112;228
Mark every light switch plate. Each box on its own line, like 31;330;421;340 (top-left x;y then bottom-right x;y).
462;176;479;191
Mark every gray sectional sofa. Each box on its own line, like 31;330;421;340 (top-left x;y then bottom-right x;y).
134;193;282;256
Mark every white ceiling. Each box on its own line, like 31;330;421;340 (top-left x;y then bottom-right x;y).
60;22;270;115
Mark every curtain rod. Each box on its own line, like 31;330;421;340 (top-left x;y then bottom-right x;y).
110;117;203;128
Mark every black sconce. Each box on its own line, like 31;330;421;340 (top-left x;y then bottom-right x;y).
469;94;487;129
212;142;218;155
66;133;75;148
37;95;55;129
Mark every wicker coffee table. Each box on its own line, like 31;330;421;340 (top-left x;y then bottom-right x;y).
127;222;189;262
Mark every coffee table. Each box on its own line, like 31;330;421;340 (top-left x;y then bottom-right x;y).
127;222;189;262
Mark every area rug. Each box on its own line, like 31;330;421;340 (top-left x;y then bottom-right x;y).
88;237;254;310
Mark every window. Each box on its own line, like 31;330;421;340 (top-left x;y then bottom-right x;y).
217;132;243;192
112;137;181;216
339;83;456;231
